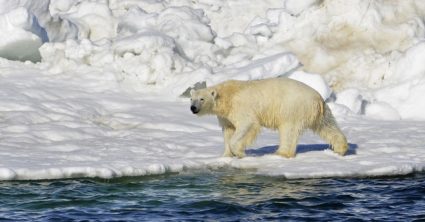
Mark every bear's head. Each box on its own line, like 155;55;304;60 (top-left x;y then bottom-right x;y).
190;88;217;115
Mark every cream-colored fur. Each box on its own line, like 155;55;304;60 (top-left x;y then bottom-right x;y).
190;78;348;158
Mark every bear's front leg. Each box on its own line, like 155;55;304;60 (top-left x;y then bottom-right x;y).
222;126;235;157
219;117;235;157
230;122;258;158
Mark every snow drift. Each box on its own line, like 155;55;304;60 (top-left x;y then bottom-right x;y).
2;0;425;119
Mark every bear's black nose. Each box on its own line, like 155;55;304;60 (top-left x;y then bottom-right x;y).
190;105;198;113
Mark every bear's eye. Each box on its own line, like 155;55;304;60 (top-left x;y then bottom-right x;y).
200;98;204;102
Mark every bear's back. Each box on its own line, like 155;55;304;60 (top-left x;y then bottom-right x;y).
220;78;321;101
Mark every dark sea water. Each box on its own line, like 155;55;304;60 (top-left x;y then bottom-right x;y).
0;170;424;221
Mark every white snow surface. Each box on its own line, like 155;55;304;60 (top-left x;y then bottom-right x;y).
0;0;425;180
1;59;425;180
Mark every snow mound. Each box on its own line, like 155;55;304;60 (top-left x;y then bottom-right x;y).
288;71;332;100
1;0;422;120
0;7;46;62
372;42;425;120
242;0;425;120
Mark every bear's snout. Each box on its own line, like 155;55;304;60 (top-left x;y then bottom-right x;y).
191;105;199;114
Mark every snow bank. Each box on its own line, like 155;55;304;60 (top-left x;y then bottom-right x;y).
239;0;425;120
2;0;423;119
372;42;425;120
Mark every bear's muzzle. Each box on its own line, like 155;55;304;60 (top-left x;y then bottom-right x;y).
190;105;199;114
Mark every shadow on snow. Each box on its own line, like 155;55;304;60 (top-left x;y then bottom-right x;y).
246;143;358;157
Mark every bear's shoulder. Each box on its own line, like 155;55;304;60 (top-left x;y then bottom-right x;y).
215;80;249;95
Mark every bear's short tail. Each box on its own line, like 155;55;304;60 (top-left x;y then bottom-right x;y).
314;102;348;156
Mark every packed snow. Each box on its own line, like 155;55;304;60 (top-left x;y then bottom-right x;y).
0;0;424;180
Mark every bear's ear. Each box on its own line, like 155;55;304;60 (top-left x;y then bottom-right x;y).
190;89;195;96
211;89;218;100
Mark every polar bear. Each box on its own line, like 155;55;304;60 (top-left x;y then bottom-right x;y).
190;78;348;158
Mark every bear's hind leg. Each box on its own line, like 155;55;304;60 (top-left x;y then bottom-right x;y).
314;104;348;156
275;124;302;158
316;125;348;156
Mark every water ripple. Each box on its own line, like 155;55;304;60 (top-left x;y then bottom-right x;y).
0;171;424;221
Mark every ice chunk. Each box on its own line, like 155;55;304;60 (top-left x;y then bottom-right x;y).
283;0;320;15
365;102;401;121
335;89;364;115
0;7;47;62
288;71;332;100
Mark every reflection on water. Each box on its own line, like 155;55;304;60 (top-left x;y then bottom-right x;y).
216;171;320;205
0;169;424;221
